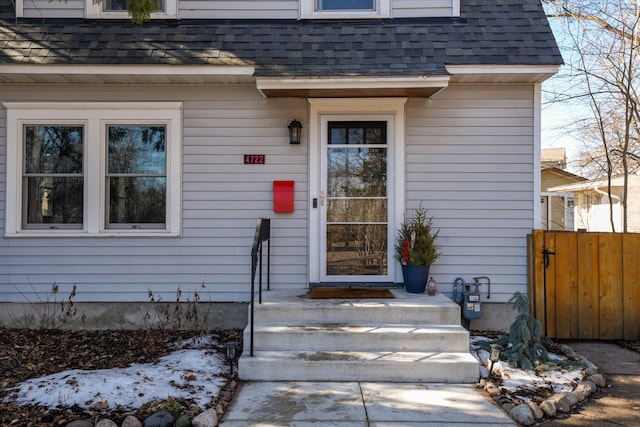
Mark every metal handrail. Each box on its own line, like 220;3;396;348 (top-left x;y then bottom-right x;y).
249;218;270;357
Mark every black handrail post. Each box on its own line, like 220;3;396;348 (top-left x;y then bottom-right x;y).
259;242;263;304
249;218;271;358
250;254;255;357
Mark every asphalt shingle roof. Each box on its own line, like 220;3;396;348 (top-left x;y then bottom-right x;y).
0;0;562;76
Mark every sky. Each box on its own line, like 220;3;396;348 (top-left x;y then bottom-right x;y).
540;15;586;174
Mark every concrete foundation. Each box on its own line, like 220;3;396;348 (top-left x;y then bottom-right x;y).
0;302;249;330
0;300;516;332
468;302;518;333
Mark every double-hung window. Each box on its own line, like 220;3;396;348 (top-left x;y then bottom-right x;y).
300;0;391;19
4;102;182;237
85;0;177;20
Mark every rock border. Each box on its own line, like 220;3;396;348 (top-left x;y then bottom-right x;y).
475;343;606;426
63;377;239;427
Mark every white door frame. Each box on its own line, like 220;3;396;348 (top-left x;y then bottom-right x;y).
308;98;407;284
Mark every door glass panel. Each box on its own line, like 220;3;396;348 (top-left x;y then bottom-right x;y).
325;121;388;277
327;198;386;223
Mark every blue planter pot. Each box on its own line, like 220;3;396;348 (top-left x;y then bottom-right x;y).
402;265;430;293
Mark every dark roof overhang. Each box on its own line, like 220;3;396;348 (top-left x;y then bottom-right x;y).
0;65;257;85
256;76;450;98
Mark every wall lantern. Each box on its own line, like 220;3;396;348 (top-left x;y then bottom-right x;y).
489;343;502;376
288;119;303;144
224;341;237;375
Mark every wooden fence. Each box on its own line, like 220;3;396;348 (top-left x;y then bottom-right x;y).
528;230;640;340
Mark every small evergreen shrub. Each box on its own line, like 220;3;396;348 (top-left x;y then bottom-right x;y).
483;292;549;370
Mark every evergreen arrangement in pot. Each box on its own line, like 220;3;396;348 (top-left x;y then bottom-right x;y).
396;206;441;293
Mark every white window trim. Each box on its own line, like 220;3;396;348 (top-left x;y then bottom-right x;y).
85;0;178;20
4;102;183;237
300;0;391;19
15;0;24;17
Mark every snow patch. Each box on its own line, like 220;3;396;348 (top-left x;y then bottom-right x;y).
5;335;227;411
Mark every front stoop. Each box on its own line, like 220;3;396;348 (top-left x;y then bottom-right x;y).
238;288;479;383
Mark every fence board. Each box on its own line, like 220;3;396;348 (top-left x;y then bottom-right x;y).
529;230;640;340
545;232;558;338
555;232;578;339
577;232;598;339
599;234;621;339
532;230;547;333
623;234;639;340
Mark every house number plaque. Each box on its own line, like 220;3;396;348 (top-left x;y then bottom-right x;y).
244;154;265;164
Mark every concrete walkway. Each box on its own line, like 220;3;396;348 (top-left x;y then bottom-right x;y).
544;341;640;427
218;381;516;426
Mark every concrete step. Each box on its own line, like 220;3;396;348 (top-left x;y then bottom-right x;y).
251;291;462;325
238;350;479;383
239;289;478;384
244;323;470;352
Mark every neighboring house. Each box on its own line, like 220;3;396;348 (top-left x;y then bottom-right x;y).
549;173;640;233
0;1;562;326
540;148;586;230
541;147;568;170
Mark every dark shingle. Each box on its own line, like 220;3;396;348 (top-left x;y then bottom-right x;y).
0;0;562;76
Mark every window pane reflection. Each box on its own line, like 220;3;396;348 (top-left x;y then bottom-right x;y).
25;126;83;174
24;125;84;228
108;126;166;174
109;177;166;224
26;177;83;225
107;125;167;227
327;147;387;197
318;0;374;11
326;224;388;276
105;0;163;12
327;198;387;223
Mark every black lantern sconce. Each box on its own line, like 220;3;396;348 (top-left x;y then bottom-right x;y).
224;341;237;375
489;343;502;376
288;119;303;144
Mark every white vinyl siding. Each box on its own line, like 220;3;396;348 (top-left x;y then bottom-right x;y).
0;85;309;303
393;0;457;18
19;0;458;19
405;84;535;302
0;83;537;305
180;0;299;19
18;0;85;18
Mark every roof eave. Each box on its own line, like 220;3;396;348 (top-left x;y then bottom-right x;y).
0;64;257;85
446;64;561;84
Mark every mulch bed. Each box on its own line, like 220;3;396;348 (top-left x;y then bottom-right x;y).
0;327;242;426
2;326;638;426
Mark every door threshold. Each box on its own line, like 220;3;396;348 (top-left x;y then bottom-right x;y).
309;282;400;289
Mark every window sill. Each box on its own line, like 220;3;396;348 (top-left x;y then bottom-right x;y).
84;13;178;20
300;12;391;19
5;231;181;238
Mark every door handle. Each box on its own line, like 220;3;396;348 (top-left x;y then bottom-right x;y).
320;191;325;207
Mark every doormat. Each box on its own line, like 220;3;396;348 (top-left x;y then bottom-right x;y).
310;287;395;299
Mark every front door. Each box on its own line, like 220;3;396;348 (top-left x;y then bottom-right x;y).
318;118;394;283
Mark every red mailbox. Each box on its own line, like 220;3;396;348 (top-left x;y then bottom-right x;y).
273;180;294;213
